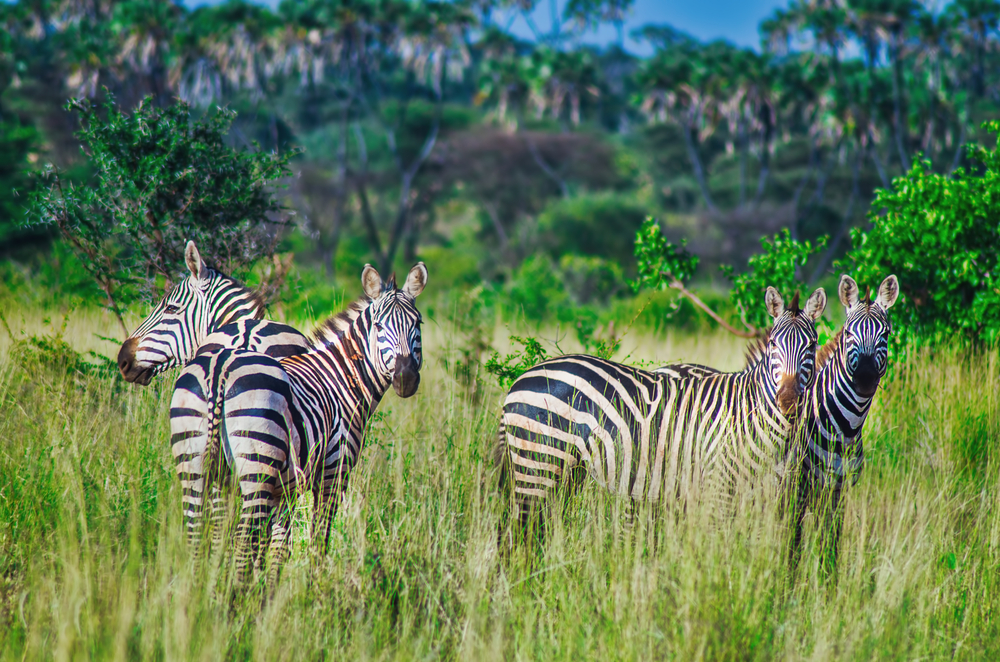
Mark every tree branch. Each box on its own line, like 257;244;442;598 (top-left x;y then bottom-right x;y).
667;276;757;338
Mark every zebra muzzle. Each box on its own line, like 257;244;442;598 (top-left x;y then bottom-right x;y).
117;338;154;385
392;355;420;398
776;373;802;417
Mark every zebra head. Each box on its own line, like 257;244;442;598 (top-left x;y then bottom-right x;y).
765;286;827;417
361;262;428;398
834;274;898;399
117;241;264;385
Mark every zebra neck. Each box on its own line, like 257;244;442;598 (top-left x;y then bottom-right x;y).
310;320;392;422
203;270;263;338
812;345;874;440
742;358;787;423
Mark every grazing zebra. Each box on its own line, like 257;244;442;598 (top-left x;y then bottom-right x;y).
497;286;826;531
178;262;427;579
789;274;898;566
117;241;309;384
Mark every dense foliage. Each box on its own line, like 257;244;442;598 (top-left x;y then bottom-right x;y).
4;0;1000;298
633;217;827;335
849;122;1000;346
27;97;292;329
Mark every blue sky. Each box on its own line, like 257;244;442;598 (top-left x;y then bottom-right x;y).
184;0;790;53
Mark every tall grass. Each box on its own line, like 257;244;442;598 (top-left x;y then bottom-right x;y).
0;308;998;660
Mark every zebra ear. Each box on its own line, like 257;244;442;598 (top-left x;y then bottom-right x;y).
875;275;899;310
804;287;827;321
403;262;427;298
361;264;383;299
185;241;208;280
765;286;784;318
839;274;859;309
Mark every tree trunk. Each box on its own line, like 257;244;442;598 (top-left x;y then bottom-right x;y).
738;117;747;208
525;134;569;198
890;34;910;172
810;142;865;285
680;111;716;212
352;123;386;265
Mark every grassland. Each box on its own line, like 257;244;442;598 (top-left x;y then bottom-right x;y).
0;304;998;661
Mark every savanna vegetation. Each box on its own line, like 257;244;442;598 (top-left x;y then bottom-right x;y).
1;0;999;659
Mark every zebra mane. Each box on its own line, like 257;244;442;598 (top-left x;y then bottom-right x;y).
816;326;844;370
309;297;372;348
786;291;802;315
743;329;772;368
203;263;267;322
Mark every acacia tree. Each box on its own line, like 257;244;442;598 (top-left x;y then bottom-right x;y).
27;96;294;334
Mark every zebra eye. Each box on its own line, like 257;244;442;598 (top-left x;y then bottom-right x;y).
375;322;384;332
164;305;181;314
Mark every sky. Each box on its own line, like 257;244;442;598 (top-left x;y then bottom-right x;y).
184;0;790;54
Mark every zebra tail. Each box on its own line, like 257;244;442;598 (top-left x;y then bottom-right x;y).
201;357;230;539
494;415;511;491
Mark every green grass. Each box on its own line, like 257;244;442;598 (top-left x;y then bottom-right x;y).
0;307;998;660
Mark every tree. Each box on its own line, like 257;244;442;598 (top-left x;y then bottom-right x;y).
27;96;294;333
848;123;1000;346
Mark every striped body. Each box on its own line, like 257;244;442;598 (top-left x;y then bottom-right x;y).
657;275;899;566
175;263;427;580
789;275;898;566
170;319;311;550
498;288;826;526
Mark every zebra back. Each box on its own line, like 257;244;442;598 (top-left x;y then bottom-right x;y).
498;286;826;523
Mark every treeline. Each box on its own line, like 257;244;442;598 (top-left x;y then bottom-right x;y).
2;0;1000;292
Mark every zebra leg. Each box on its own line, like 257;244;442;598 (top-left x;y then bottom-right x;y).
171;368;212;553
312;467;349;553
819;486;845;578
233;475;278;583
266;491;295;586
787;473;812;576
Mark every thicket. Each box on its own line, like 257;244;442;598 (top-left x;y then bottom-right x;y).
849;123;1000;347
24;97;293;333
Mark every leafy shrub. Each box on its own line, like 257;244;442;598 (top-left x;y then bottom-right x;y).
634;217;830;336
484;336;549;389
720;229;827;332
27;96;294;331
848;123;1000;346
559;254;624;306
537;192;651;267
0;117;41;246
505;253;568;322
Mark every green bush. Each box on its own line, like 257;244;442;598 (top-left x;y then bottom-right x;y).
848;123;1000;346
505;253;568;322
537;192;651;267
27;96;294;330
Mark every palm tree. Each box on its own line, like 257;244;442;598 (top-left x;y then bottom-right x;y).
635;40;719;211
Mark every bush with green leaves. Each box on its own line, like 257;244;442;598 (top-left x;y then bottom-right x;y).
537;192;651;267
848;123;1000;346
26;96;294;333
720;229;827;332
484;336;550;390
634;217;829;337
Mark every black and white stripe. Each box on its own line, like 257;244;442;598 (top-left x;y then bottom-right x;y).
117;241;273;385
498;287;826;528
789;274;898;563
178;263;427;579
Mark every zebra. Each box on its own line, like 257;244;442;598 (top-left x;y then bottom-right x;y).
497;286;827;533
175;262;427;579
117;241;309;385
788;274;898;567
654;274;899;568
